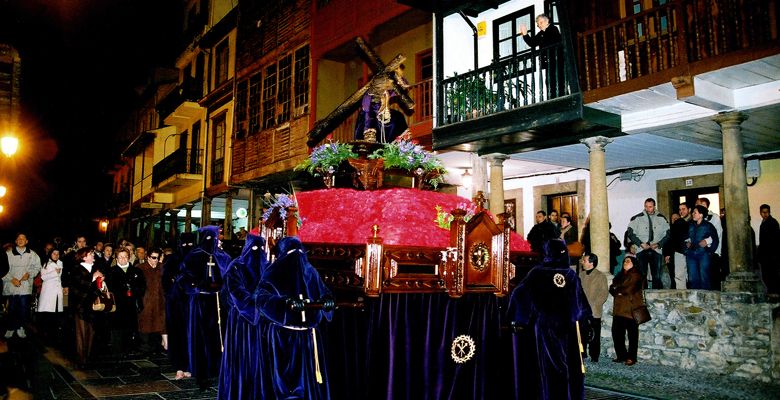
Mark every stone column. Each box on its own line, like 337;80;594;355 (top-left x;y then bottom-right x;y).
158;212;167;247
472;154;488;199
184;204;194;233
581;136;613;275
224;192;234;240
248;191;259;232
715;112;763;294
201;197;212;227
487;154;509;218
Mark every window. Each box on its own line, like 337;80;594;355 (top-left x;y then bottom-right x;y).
493;6;534;61
277;54;292;124
191;121;201;173
235;45;310;134
262;64;277;129
417;49;433;80
294;45;310;114
211;115;226;185
215;39;230;86
415;49;433;120
248;73;262;134
234;81;247;139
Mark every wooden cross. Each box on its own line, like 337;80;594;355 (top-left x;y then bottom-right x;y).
306;37;416;147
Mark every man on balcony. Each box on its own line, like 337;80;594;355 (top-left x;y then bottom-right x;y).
520;14;565;100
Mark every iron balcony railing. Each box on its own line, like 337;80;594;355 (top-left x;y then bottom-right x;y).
156;76;204;120
438;42;571;127
152;148;203;186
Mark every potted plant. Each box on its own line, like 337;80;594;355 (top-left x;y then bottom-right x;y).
369;132;447;189
294;141;358;188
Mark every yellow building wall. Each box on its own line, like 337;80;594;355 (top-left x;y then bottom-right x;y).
375;22;433;85
749;158;780;244
315;22;433;122
316;59;349;121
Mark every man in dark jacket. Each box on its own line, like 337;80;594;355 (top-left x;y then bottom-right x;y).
520;13;565;99
527;210;560;254
666;203;691;289
105;248;146;357
759;204;780;294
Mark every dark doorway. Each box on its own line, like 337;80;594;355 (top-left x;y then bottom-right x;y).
547;192;578;229
669;186;721;216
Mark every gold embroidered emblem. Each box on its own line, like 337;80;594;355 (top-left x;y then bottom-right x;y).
451;335;476;364
553;273;566;288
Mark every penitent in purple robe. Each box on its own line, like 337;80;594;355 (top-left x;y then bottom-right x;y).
162;232;195;373
507;239;592;400
178;225;232;387
252;236;334;400
218;233;268;400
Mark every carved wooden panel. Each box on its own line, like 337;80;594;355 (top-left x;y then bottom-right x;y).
306;243;366;292
380;246;446;293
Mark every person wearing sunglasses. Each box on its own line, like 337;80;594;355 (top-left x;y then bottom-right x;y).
138;249;166;356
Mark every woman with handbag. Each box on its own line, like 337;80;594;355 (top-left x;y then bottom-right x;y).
608;255;646;366
66;247;104;369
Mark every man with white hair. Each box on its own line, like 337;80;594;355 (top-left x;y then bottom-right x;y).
3;233;41;339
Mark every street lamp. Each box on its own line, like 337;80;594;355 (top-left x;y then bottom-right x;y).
0;185;6;198
1;136;19;157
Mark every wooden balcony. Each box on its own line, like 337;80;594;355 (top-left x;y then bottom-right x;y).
578;0;780;103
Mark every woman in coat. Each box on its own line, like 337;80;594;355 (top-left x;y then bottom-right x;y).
686;204;719;290
37;249;64;345
67;247;103;368
609;255;645;366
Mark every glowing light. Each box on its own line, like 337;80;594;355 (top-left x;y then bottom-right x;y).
1;136;19;157
0;186;5;198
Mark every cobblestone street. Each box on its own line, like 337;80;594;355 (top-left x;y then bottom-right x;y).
3;335;779;400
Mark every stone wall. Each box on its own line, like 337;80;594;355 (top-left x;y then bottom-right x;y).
601;289;779;382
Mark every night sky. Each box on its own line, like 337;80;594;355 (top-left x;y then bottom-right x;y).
0;0;180;245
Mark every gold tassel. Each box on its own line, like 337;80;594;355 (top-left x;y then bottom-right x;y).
575;321;586;374
311;328;323;383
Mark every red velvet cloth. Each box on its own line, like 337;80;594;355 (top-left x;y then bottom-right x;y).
294;188;530;251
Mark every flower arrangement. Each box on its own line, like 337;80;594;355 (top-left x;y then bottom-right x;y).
261;193;302;228
294;141;358;176
434;202;477;230
369;133;447;188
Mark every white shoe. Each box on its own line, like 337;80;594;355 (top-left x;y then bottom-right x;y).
3;330;12;339
16;328;26;338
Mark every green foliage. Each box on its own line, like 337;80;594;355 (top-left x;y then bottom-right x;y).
294;141;358;176
369;139;447;188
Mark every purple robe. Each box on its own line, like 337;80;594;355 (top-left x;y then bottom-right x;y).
353;86;409;143
253;236;333;400
178;225;232;386
507;239;592;400
163;232;194;372
218;233;269;399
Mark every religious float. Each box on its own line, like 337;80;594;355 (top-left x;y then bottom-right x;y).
259;136;541;399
